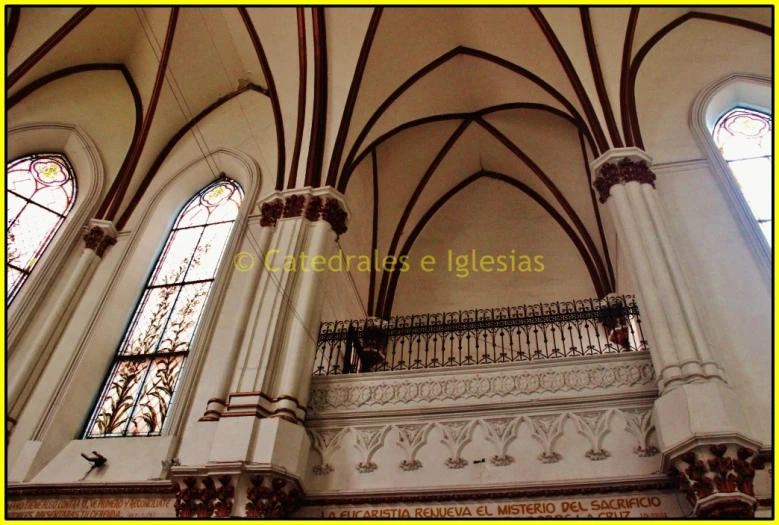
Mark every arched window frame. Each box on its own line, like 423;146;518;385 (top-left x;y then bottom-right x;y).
23;150;260;454
690;73;772;286
7;153;78;304
6;124;106;353
83;177;245;438
712;107;772;244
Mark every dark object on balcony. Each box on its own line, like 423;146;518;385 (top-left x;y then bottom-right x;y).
314;295;648;375
360;324;389;372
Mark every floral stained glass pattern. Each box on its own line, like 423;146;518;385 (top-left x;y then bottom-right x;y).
713;108;772;245
84;178;244;438
7;154;77;303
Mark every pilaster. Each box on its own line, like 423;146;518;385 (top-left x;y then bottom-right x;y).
591;147;766;517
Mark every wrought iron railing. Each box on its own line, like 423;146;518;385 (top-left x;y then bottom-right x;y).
313;295;648;376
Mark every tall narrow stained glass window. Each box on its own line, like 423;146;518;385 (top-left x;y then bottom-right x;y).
713;108;772;245
7;154;77;304
84;178;244;438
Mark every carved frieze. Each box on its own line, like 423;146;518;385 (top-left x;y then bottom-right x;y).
308;358;656;414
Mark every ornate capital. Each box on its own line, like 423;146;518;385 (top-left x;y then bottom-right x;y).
282;194;306;218
670;444;768;518
174;475;233;518
82;220;118;258
320;198;348;238
245;475;302;518
592;157;657;204
259;189;349;238
259;199;284;227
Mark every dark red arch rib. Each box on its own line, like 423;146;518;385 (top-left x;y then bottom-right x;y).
239;7;286;191
10;64;143;218
7;7;21;53
374;119;473;319
336;46;596;193
100;8;179;222
8;63;139;112
116;84;268;231
579;130;615;290
343;102;597;192
287;8;307;190
475;117;610;294
627;12;772;149
305;7;328;187
580;8;622;148
367;149;380;316
325;7;383;187
8;7;95;89
619;8;640;146
529;8;609;153
379;171;604;318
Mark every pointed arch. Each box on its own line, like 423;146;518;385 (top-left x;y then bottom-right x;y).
84;177;244;438
379;171;605;318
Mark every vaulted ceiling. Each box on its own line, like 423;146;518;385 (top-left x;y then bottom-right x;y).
7;7;772;315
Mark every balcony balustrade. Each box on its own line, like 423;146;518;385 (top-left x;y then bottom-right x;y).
313;294;647;376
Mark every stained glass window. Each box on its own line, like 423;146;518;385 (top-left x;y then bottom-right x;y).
713;108;772;245
7;154;77;304
84;178;244;438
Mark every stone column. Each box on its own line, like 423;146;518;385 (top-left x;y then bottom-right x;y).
198;201;281;422
175;187;349;516
591;148;766;517
7;219;117;434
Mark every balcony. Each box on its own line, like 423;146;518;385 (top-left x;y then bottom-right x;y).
305;295;661;500
314;294;648;376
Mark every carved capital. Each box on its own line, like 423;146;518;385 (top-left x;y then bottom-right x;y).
670;444;767;517
592;157;656;204
261;190;349;238
174;475;233;518
282;194;306;218
304;195;323;222
259;199;284;227
82;224;117;258
245;475;302;518
321;198;348;238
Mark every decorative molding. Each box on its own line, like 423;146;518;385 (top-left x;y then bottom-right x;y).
619;408;658;457
394;422;433;472
308;428;348;476
480;417;520;467
352;425;391;473
437;420;476;469
245;475;302;518
7;482;177;498
570;410;613;461
526;413;566;464
308;356;656;414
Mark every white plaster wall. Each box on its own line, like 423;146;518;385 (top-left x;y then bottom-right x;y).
392;177;598;316
654;162;771;444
